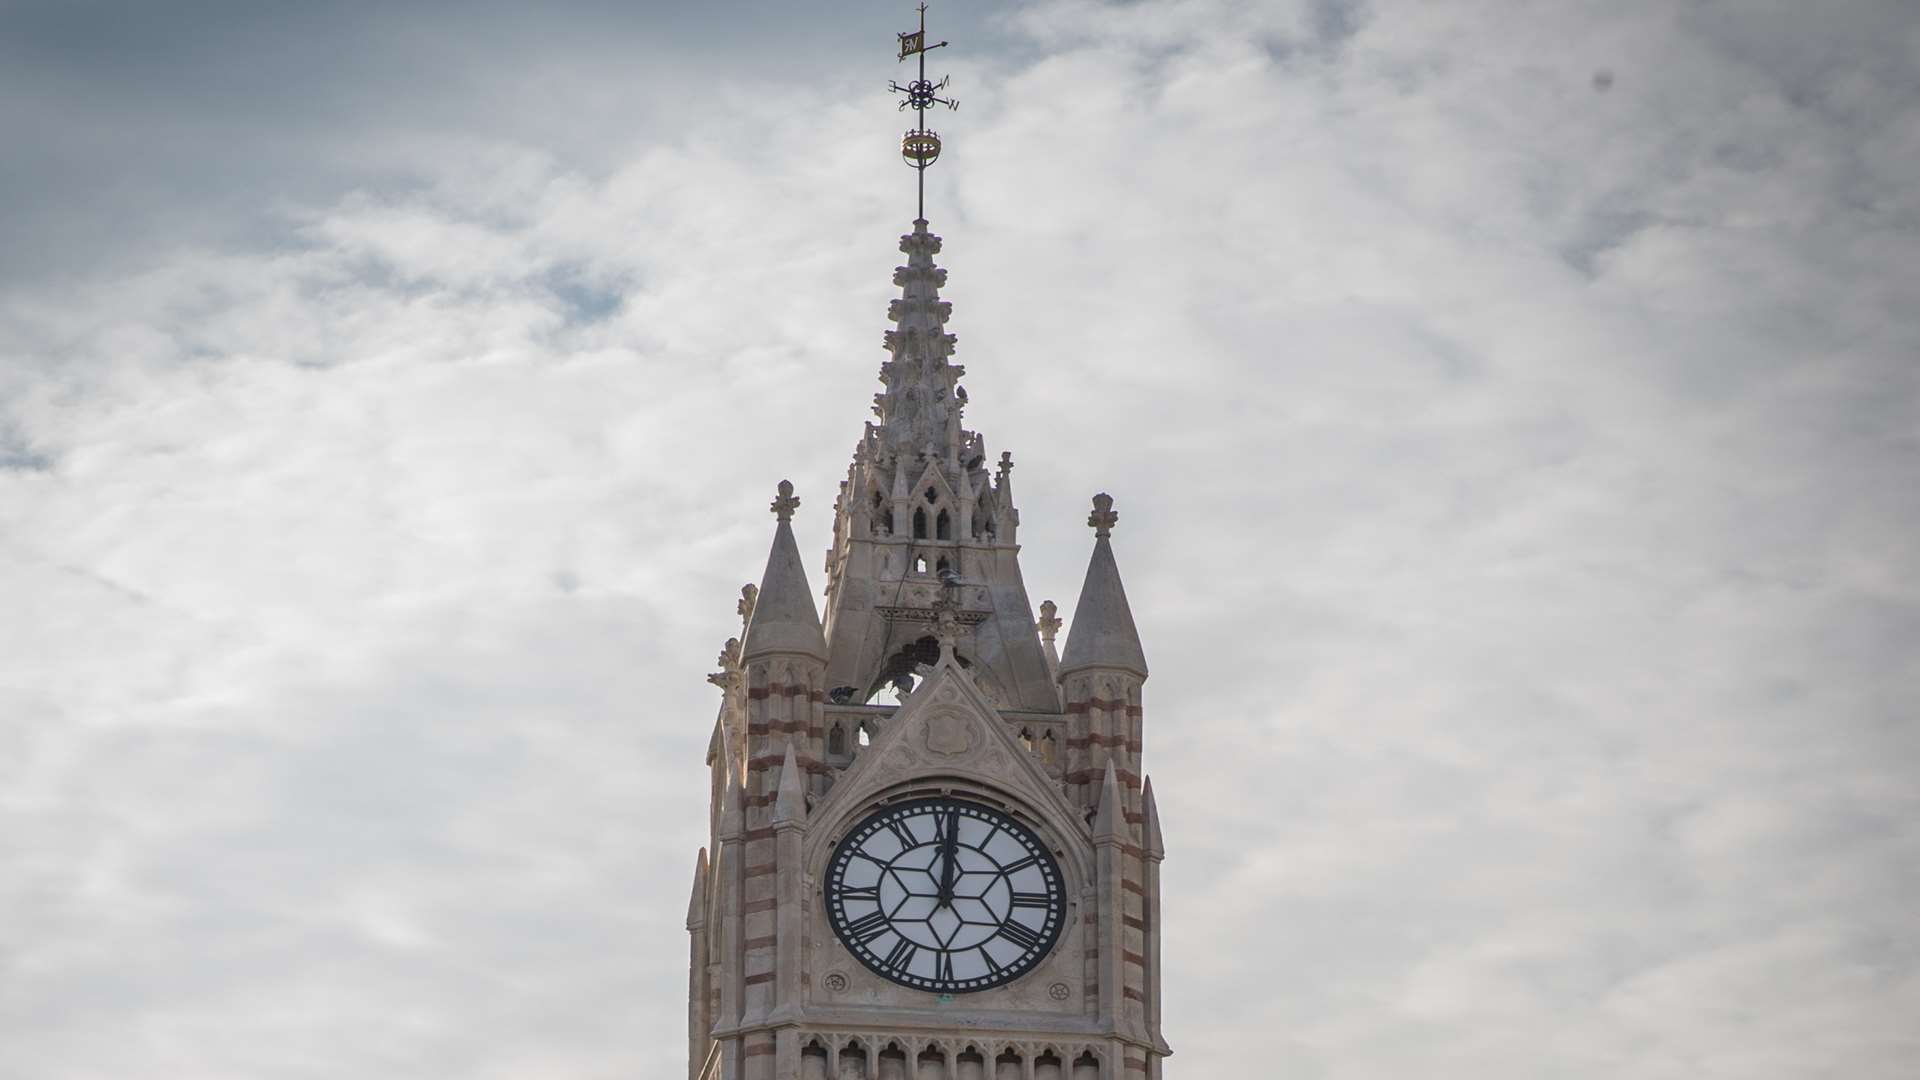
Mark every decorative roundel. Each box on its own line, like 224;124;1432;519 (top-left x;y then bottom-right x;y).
824;796;1066;993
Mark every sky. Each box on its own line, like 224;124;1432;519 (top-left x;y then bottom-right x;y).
3;0;1918;1076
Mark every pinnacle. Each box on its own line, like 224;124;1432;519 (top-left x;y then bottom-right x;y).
1060;493;1148;679
741;481;828;662
685;847;709;929
1142;775;1165;860
1093;758;1126;840
773;742;807;825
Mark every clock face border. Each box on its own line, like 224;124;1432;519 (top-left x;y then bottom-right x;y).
822;795;1068;994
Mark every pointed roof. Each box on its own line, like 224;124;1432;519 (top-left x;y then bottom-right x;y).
772;742;807;825
1142;775;1165;860
741;480;828;662
685;847;709;929
1060;493;1148;679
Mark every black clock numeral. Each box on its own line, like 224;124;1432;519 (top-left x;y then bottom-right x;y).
998;920;1043;951
884;818;918;849
978;946;1003;974
936;951;954;982
882;938;918;972
1009;891;1051;909
1000;854;1039;874
846;911;890;943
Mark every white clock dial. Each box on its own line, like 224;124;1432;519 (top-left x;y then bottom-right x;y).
824;797;1066;993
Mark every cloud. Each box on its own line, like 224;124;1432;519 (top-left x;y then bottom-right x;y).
3;1;1918;1076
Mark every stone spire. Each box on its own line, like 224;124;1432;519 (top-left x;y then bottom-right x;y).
741;480;828;662
873;220;965;466
817;220;1055;710
1060;493;1149;679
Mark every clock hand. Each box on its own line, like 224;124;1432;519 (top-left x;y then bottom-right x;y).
937;810;958;906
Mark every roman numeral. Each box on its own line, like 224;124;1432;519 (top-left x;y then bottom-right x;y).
978;946;1003;974
839;885;879;901
1010;891;1051;909
846;911;890;943
998;920;1042;950
885;819;918;848
936;951;954;982
1000;854;1039;874
883;938;918;972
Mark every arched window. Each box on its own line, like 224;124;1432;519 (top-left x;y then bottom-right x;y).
827;724;846;757
857;722;873;748
935;556;951;576
914;555;928;574
935;509;952;540
1040;730;1057;764
913;507;928;539
1019;728;1034;752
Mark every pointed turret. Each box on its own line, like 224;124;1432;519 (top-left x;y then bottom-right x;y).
1093;758;1126;841
772;743;807;825
685;847;709;930
1061;493;1148;680
741;480;828;662
1142;775;1165;860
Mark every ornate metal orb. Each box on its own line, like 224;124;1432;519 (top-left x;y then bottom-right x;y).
902;129;942;166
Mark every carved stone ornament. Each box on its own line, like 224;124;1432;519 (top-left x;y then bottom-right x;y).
923;709;973;756
1048;982;1072;1001
822;971;850;994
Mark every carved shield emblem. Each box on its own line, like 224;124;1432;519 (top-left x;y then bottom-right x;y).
923;710;973;756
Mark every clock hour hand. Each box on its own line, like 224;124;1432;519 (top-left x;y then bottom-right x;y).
937;810;958;906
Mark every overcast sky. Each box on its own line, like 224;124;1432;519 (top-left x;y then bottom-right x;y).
4;1;1918;1076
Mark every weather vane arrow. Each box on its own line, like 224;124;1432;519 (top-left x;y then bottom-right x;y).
889;2;958;221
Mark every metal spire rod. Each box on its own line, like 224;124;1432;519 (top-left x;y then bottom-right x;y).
890;2;958;221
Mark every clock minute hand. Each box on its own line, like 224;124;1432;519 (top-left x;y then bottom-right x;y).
937;811;958;906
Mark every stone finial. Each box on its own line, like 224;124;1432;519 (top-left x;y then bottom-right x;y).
1088;492;1118;538
1037;600;1062;644
770;479;800;522
997;450;1014;479
737;584;758;626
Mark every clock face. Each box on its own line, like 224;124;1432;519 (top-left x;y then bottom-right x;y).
824;796;1067;993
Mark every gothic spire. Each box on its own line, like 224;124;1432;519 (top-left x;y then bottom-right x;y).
741;480;828;662
1060;493;1149;679
870;220;966;465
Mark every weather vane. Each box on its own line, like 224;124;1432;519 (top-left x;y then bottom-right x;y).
889;2;959;222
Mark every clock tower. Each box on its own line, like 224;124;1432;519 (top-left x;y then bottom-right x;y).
685;10;1168;1079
